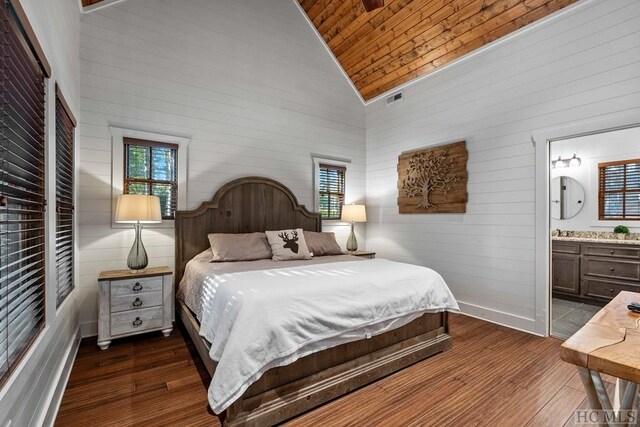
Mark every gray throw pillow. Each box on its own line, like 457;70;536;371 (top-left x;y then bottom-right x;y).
303;231;343;256
265;228;312;261
208;232;272;262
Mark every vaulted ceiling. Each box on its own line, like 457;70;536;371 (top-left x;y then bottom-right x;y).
299;0;578;101
82;0;578;101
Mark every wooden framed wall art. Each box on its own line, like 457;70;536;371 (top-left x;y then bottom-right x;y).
398;141;468;214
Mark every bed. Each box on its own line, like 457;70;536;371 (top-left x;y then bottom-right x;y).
175;176;456;427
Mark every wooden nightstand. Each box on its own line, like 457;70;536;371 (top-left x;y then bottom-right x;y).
97;266;174;350
346;250;376;259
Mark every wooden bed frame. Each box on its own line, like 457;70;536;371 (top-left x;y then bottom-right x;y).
175;176;451;427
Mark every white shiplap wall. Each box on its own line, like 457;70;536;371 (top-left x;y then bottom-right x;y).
365;0;640;333
78;0;366;336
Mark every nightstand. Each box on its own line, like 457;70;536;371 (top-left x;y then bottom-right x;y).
346;250;376;259
97;266;173;350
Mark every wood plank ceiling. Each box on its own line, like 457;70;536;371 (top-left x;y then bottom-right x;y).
299;0;578;101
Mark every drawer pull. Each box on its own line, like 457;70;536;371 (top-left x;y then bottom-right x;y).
132;282;143;292
132;317;143;327
610;267;615;272
610;250;615;254
132;297;142;307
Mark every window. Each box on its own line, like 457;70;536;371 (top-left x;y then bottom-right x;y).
123;138;178;220
110;128;189;228
55;89;76;307
599;159;640;220
0;0;47;387
318;164;346;220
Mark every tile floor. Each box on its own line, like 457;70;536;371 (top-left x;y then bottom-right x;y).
551;297;602;339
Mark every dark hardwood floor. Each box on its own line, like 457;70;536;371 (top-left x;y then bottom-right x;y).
56;313;604;426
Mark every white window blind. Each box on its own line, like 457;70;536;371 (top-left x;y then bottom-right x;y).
0;0;47;387
55;94;75;307
599;159;640;220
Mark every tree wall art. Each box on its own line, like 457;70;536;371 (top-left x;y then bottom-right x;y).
397;141;468;214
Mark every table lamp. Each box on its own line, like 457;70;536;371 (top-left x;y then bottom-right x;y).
115;194;162;272
341;204;366;252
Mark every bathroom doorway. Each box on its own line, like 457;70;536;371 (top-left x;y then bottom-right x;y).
549;125;640;339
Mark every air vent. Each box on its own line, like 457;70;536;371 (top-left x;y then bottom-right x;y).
385;91;403;106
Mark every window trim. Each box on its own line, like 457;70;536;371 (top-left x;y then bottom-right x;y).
110;127;189;228
6;0;51;77
312;156;350;222
598;158;640;221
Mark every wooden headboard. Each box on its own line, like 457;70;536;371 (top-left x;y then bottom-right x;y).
174;176;322;282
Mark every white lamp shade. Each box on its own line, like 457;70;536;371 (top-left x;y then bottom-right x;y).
115;194;162;223
341;204;366;222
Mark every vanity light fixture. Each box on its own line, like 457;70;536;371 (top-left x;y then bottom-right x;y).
552;156;566;169
569;153;582;167
552;153;581;169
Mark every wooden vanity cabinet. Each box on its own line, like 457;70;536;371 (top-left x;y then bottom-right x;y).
581;243;640;302
551;242;581;296
552;240;640;304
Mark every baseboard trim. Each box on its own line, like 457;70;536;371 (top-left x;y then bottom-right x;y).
38;325;81;427
456;301;541;336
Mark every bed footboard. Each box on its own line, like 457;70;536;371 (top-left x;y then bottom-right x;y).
177;300;450;427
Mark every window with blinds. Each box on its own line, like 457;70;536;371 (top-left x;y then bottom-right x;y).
599;159;640;220
124;138;178;220
318;164;346;220
0;0;47;387
55;95;75;307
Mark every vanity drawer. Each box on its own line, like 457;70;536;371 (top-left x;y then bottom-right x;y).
583;245;640;259
111;292;163;313
582;258;640;281
111;306;163;336
552;241;581;255
583;278;640;301
110;276;163;296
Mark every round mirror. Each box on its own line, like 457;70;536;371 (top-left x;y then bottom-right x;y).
551;176;585;220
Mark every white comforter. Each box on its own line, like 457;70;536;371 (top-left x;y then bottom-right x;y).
198;258;458;413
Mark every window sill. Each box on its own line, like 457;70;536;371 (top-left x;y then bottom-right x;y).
589;220;640;228
111;219;175;229
322;219;351;226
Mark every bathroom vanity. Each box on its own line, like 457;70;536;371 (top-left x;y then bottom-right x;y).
552;238;640;304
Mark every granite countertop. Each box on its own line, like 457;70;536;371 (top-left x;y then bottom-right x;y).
551;230;640;245
552;236;640;245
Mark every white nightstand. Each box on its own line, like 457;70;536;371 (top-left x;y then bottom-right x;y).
97;266;174;350
346;250;376;259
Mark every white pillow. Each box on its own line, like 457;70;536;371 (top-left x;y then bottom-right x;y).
265;228;312;261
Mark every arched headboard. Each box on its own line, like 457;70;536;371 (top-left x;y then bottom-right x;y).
174;176;322;282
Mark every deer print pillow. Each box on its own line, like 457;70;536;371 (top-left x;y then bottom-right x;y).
265;228;312;261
